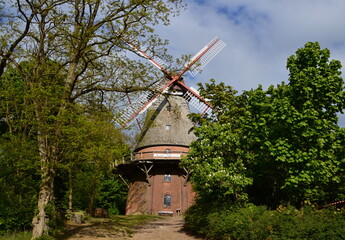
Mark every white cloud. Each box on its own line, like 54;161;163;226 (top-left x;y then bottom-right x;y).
154;0;345;126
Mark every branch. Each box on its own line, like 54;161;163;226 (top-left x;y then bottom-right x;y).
70;85;152;101
0;0;35;77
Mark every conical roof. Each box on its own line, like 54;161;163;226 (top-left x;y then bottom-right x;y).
135;93;196;151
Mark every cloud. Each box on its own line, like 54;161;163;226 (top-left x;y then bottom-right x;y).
155;0;345;126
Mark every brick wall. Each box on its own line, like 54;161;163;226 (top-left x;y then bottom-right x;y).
125;162;195;216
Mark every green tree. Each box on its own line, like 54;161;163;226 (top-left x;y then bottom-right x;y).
1;1;184;238
0;63;40;234
0;137;39;234
277;42;345;205
182;42;345;208
57;109;130;213
182;80;253;203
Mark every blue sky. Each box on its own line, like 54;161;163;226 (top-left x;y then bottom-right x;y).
155;0;345;126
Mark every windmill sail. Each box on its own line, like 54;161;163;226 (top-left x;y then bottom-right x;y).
116;36;226;128
176;81;213;116
116;80;166;127
185;37;226;77
121;37;170;75
183;90;212;115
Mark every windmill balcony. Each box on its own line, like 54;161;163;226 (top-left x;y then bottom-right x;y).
132;150;189;161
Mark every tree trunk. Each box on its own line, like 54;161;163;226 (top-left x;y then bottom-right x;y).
68;167;73;210
87;176;98;215
31;132;57;239
31;170;55;239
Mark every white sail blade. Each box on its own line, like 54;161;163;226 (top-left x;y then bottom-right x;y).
183;90;213;116
115;81;166;127
187;37;226;77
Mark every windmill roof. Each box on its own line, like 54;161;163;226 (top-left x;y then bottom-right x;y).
135;94;196;151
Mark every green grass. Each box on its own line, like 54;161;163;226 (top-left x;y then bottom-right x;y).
0;231;31;240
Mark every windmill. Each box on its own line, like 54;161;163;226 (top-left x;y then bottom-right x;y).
116;36;226;129
117;37;226;216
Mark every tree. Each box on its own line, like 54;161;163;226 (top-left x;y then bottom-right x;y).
182;42;345;209
276;42;345;205
1;0;184;238
182;80;253;203
57;108;130;213
0;62;40;234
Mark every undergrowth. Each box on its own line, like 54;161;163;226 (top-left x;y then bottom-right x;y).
0;231;31;240
184;203;345;240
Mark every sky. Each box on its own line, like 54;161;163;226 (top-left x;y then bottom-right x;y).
154;0;345;127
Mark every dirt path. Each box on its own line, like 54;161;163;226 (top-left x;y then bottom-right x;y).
131;216;203;240
63;216;203;240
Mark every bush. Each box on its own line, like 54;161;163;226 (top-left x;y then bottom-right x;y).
0;207;35;235
273;206;345;240
184;203;345;240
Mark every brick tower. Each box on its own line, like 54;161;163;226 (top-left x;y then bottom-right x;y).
118;92;196;216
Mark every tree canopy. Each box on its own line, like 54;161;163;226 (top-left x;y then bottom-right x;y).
182;42;345;208
0;0;184;238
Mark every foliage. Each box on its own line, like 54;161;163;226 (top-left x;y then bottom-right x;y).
96;174;128;215
0;136;39;234
182;42;345;208
0;60;64;234
0;231;32;240
183;81;252;203
185;204;345;240
54;108;130;213
1;0;184;238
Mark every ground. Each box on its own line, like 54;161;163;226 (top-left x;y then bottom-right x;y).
130;216;202;240
61;216;203;240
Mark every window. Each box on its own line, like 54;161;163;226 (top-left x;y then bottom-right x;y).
165;149;171;153
164;172;171;182
164;194;171;207
165;125;171;130
167;105;172;111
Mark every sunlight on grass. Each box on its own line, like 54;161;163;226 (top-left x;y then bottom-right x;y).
86;214;162;235
88;214;161;226
0;231;31;240
109;214;161;227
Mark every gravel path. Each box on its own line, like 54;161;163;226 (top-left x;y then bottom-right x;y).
130;216;203;240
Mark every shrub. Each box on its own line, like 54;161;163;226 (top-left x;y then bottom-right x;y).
273;206;345;240
184;203;345;240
